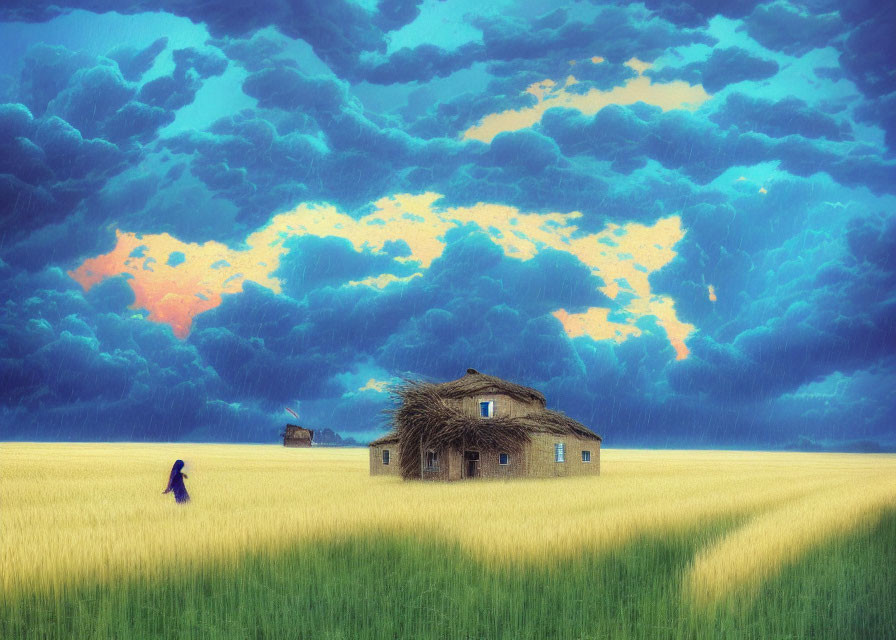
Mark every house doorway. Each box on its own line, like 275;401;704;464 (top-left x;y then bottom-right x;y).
463;451;480;478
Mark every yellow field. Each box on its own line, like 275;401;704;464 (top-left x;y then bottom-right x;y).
2;443;894;607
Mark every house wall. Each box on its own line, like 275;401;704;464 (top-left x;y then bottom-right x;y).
477;446;529;478
386;436;600;480
526;433;600;477
437;437;600;480
421;446;450;481
439;444;529;479
447;447;463;481
444;393;542;420
369;444;402;476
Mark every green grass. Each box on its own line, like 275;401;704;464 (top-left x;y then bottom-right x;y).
2;512;894;640
711;508;896;640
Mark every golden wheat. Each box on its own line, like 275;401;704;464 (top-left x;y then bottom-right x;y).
1;443;894;606
684;462;896;607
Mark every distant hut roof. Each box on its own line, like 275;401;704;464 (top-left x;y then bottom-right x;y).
283;424;313;439
285;424;312;434
388;377;600;479
432;368;546;406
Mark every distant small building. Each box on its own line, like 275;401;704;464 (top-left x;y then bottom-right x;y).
370;432;401;476
282;424;313;447
370;369;601;480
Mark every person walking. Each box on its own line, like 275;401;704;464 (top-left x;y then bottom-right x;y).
163;459;190;503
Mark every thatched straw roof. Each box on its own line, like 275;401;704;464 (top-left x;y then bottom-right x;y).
282;424;313;440
369;432;399;446
433;368;546;406
385;375;600;479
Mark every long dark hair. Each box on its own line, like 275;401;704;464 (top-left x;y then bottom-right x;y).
165;459;185;492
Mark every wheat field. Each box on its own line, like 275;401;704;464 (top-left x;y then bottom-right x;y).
2;443;894;639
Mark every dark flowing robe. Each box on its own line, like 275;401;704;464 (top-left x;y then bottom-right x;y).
164;459;190;503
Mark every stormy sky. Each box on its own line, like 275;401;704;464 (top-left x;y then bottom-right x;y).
0;0;893;450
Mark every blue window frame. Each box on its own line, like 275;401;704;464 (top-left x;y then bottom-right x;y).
480;401;494;418
382;449;390;465
582;450;591;462
499;453;509;465
555;442;565;463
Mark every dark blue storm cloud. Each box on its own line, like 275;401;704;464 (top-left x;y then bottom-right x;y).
710;93;851;141
0;267;280;442
741;3;844;56
541;104;895;193
0;1;894;451
646;46;779;93
639;0;760;28
107;37;169;82
476;6;714;66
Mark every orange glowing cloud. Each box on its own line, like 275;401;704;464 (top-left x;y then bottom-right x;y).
358;378;390;393
463;57;711;143
552;308;641;342
69;230;282;338
70;193;694;358
348;273;423;289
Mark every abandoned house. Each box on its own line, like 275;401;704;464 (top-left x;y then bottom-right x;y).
282;424;313;447
369;369;601;480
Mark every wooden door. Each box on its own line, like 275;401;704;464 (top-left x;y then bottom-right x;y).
463;451;480;478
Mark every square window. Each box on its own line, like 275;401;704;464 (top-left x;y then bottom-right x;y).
480;401;494;418
499;453;509;465
382;450;390;465
554;442;565;463
582;450;591;462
